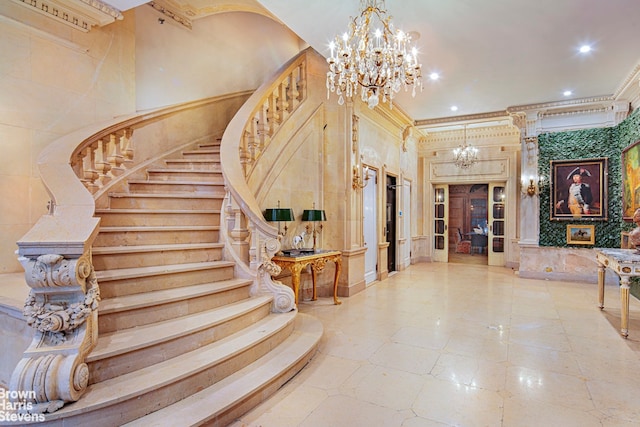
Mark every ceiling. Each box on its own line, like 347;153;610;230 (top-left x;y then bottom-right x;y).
110;0;640;123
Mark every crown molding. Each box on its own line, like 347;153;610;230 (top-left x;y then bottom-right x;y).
9;0;122;32
506;95;614;113
614;60;640;110
148;0;192;29
415;110;507;128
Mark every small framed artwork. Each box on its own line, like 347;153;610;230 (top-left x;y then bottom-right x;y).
566;224;595;245
621;231;632;249
622;140;640;221
550;157;608;221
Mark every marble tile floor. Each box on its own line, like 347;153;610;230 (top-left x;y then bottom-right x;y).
230;262;640;427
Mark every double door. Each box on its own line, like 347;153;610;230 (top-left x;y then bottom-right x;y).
433;183;506;265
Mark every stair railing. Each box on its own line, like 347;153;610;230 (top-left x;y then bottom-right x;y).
220;49;311;313
11;93;250;414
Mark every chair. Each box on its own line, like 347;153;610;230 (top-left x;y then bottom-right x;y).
455;228;471;254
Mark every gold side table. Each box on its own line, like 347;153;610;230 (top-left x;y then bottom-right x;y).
271;250;342;305
595;248;640;338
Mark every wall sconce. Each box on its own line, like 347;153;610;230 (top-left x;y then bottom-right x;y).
352;164;370;190
521;175;546;197
264;201;294;236
302;204;326;250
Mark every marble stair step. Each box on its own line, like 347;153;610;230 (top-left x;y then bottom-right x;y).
87;296;273;382
93;242;223;253
46;310;302;426
94;225;220;247
95;261;235;298
181;149;220;161
98;278;251;333
146;168;223;182
123;313;322;427
182;148;219;155
94;208;220;226
88;295;272;363
98;277;251;317
126;180;225;194
107;192;223;210
92;242;224;270
163;159;220;170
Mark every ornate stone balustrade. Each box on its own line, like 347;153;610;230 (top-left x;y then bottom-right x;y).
220;49;311;313
12;93;251;413
238;52;307;177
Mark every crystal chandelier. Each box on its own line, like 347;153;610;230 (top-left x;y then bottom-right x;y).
326;0;422;109
453;126;478;169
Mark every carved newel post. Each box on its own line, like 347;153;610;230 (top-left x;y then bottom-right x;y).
256;238;295;313
10;250;100;413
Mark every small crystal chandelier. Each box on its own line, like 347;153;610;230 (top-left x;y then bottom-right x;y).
325;0;423;109
453;125;478;169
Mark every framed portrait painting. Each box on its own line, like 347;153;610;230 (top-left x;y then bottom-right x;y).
566;224;595;245
550;157;608;221
622;140;640;221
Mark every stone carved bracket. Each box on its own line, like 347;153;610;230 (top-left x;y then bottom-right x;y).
10;252;100;413
21;253;93;291
255;239;295;313
24;283;100;343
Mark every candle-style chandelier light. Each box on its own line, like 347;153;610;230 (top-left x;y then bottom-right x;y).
453;125;478;169
326;0;423;109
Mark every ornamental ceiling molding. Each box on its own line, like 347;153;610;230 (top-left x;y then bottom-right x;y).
9;0;123;32
163;0;278;21
613;60;640;109
149;0;192;29
506;95;615;114
415;110;508;128
418;124;520;154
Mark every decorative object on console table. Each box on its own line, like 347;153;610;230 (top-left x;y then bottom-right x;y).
271;250;342;305
302;204;327;250
550;157;608;221
566;224;595;245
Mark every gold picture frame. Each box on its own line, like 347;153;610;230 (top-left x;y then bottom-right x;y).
622;140;640;221
550;157;608;221
566;224;595;245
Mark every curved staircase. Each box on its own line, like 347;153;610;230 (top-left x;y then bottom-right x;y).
39;140;322;426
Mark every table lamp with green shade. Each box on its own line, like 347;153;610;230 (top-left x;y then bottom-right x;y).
264;201;294;237
302;204;326;250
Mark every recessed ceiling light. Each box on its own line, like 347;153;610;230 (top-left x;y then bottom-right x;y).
563;90;572;97
450;106;458;112
429;72;440;81
579;45;591;54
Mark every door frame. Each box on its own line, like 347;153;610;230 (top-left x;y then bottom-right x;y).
386;174;397;272
433;184;449;262
363;167;378;284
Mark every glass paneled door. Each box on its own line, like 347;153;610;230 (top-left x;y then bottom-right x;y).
433;185;448;262
488;183;506;266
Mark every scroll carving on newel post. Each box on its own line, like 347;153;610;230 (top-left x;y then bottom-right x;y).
256;237;295;313
10;250;100;414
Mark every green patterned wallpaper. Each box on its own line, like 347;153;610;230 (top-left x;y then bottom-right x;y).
538;108;640;247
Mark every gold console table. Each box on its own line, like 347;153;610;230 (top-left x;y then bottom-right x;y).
595;248;640;338
271;250;342;306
